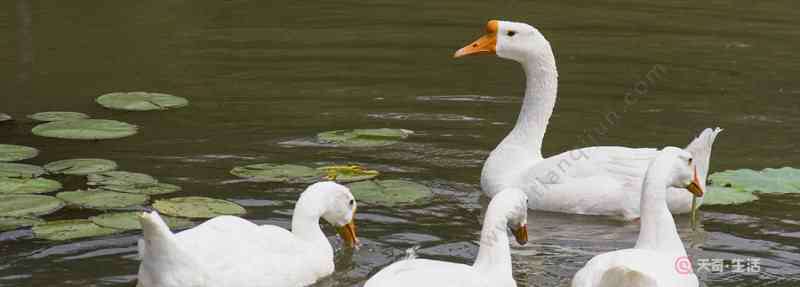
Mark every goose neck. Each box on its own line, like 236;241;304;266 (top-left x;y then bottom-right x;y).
505;57;558;154
473;207;513;277
635;160;686;254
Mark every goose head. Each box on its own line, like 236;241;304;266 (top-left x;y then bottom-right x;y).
661;147;704;197
490;188;529;245
454;20;554;65
303;181;360;247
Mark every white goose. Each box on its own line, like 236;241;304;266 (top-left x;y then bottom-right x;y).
454;20;721;220
571;147;702;286
364;188;529;287
136;181;358;287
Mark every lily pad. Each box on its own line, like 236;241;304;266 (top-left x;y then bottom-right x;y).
27;111;90;122
0;144;39;162
87;171;157;186
0;194;64;216
33;219;121;241
0;216;44;231
44;158;118;175
0;177;62;194
153;196;246;219
709;167;800;194
90;211;193;231
32;119;138;140
0;113;10;122
347;180;433;206
702;185;760;206
0;163;46;178
96;92;189;111
317;165;380;183
56;190;149;209
101;182;181;195
317;128;413;147
230;163;324;184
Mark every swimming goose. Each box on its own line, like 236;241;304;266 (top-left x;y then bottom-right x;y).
136;181;359;287
571;147;702;287
363;188;528;287
454;20;721;220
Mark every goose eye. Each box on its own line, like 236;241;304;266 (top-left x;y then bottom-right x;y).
349;199;354;206
507;31;517;37
688;158;693;165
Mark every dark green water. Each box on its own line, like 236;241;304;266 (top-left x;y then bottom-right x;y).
1;0;799;286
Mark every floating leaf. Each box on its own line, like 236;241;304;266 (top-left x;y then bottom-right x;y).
27;111;90;122
0;113;10;122
230;163;323;184
33;219;121;241
0;177;62;194
44;158;118;175
348;180;433;206
90;211;194;231
0;216;44;231
56;190;149;209
317;165;380;183
702;185;760;206
96;92;188;111
709;167;800;194
32;119;138;140
85;170;178;195
0;194;64;216
87;171;157;186
101;182;181;195
0;163;46;178
153;197;246;219
0;144;39;162
317;128;413;147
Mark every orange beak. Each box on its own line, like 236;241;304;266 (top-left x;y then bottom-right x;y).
512;224;528;245
687;166;704;197
336;219;359;248
454;20;499;58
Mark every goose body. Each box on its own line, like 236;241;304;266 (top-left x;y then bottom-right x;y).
455;20;721;220
571;147;701;287
364;188;529;287
136;182;358;287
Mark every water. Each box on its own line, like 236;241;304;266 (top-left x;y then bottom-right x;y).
1;0;799;286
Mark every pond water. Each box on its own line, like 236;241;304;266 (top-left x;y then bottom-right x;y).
1;0;799;286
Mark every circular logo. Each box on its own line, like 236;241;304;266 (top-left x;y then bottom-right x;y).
674;256;693;275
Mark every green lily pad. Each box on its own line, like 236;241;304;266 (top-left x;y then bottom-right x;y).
0;163;46;178
87;171;157;186
90;211;193;231
0;216;44;231
0;144;39;162
153;196;246;219
347;180;433;206
27;111;90;122
33;219;121;241
702;185;760;206
96;92;189;111
0;194;64;216
56;190;149;209
230;163;324;184
317;165;380;183
44;158;118;175
0;177;62;194
317;128;413;147
101;182;181;195
32;119;138;140
0;113;10;122
709;167;800;194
